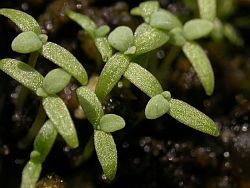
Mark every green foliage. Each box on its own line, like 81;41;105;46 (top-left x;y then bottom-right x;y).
182;41;214;95
42;68;71;95
94;130;117;181
0;58;43;93
42;96;79;148
11;31;43;54
0;2;222;186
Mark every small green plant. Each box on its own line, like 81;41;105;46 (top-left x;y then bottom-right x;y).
0;1;220;187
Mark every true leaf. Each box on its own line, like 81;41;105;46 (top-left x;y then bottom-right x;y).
169;27;186;47
41;42;88;85
66;10;97;38
0;58;43;93
94;130;117;181
21;161;42;188
168;99;219;136
11;31;42;54
94;37;113;62
124;63;163;97
34;120;58;163
43;68;71;94
108;26;134;52
145;94;170;119
149;9;182;31
134;23;169;55
95;53;130;102
183;19;213;40
95;25;110;37
99;114;125;132
182;41;214;95
0;8;41;35
42;96;79;148
76;86;104;128
198;0;216;21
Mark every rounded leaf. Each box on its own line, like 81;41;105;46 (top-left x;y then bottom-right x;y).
42;96;79;148
134;23;169;55
11;31;42;54
150;9;182;31
95;25;110;37
0;58;43;93
0;8;41;35
182;42;214;95
94;130;117;181
41;42;88;85
43;68;71;94
145;94;170;119
183;19;213;40
168;99;219;136
99;114;125;132
76;86;104;128
124;63;163;97
108;26;134;52
21;161;42;188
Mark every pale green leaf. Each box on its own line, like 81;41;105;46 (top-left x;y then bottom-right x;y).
11;31;42;54
66;10;97;37
42;96;79;148
108;26;134;52
21;161;42;188
95;53;130;102
168;99;219;136
94;37;113;62
149;9;182;31
0;8;41;35
182;41;214;95
169;27;186;46
76;86;104;128
131;1;159;20
134;23;169;55
183;19;213;40
94;130;117;181
41;42;88;85
43;68;71;94
198;0;216;21
124;63;163;97
99;114;125;132
34;120;58;163
95;25;110;37
223;23;243;46
0;58;43;93
145;94;170;119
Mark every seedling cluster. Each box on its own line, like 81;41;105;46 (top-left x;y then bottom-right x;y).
0;1;220;187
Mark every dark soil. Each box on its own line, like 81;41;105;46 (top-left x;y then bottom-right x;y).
1;0;250;188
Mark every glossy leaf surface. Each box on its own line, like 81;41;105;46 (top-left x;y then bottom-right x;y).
134;23;169;55
95;53;130;101
169;99;219;136
124;63;163;97
34;120;58;163
42;96;79;148
182;42;214;95
94;130;117;181
41;42;88;85
0;8;41;35
76;86;104;128
0;58;43;93
94;37;113;62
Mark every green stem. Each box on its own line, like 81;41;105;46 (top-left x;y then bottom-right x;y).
18;103;46;149
16;51;40;111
